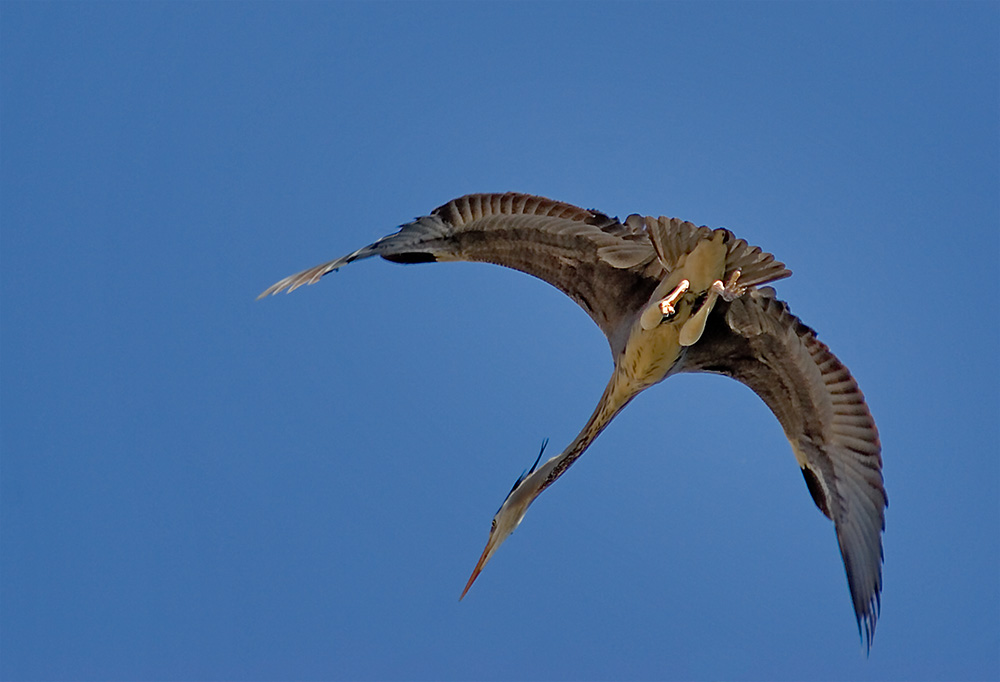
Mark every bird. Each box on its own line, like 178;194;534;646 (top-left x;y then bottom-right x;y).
258;192;886;649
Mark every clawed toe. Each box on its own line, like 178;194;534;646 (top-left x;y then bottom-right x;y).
713;269;746;302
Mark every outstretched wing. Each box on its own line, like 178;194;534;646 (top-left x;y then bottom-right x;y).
259;193;662;345
677;288;885;650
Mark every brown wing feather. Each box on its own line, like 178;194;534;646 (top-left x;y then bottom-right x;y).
676;288;885;650
258;193;662;344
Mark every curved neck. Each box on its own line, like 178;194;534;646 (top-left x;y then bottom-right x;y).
534;368;639;496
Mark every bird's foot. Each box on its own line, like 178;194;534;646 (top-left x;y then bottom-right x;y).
712;269;745;302
658;279;690;318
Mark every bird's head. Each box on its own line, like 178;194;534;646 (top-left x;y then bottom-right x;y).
460;439;550;599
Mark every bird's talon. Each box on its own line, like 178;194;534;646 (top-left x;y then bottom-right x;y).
714;269;745;302
658;279;690;318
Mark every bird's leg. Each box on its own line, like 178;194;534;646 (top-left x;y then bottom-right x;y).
640;279;692;330
712;269;745;302
679;271;743;347
658;279;690;317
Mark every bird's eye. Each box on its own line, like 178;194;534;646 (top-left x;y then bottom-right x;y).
491;519;497;532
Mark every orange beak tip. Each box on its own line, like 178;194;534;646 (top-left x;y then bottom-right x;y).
460;567;481;601
460;542;492;601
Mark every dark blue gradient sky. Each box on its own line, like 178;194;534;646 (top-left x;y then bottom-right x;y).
2;3;997;680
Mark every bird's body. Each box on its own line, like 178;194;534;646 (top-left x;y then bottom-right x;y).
260;192;886;649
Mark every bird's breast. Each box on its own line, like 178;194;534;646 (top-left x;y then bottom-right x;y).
618;317;687;390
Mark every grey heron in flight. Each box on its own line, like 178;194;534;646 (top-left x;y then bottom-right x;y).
259;192;885;649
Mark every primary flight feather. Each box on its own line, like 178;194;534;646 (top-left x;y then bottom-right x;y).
259;192;886;649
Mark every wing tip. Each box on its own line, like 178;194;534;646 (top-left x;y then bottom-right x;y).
256;262;342;300
840;531;884;654
856;597;880;655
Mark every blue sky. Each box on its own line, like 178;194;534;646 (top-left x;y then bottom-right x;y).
2;2;997;680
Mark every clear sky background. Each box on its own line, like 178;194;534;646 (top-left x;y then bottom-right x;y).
2;3;998;681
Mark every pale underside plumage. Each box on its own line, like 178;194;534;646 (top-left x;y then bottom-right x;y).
260;192;885;648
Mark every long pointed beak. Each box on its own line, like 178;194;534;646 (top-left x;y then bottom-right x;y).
460;535;497;600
